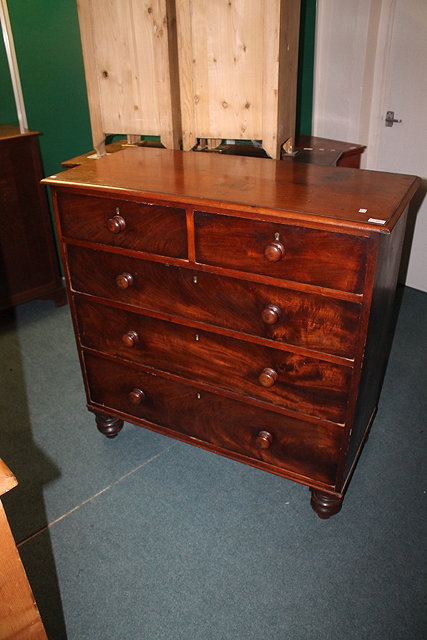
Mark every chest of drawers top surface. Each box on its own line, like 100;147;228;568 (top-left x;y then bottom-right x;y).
44;146;418;232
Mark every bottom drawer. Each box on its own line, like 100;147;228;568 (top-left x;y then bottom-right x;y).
84;352;344;487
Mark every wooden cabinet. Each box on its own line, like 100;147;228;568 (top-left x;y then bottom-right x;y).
76;0;181;155
0;126;64;310
44;147;418;517
76;0;300;158
176;0;301;157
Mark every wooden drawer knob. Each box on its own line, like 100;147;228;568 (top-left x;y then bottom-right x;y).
129;388;145;405
122;330;139;347
258;367;278;388
264;240;285;263
261;304;282;325
255;430;273;449
107;214;126;233
115;272;134;289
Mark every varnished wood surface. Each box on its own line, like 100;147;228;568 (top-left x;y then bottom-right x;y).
58;191;188;257
61;134;365;170
84;351;342;487
0;125;41;140
195;210;368;292
44;146;419;231
60;134;365;169
0;459;17;496
67;246;360;360
75;297;351;423
0;128;65;309
74;280;360;360
0;462;47;639
295;135;366;168
49;148;419;517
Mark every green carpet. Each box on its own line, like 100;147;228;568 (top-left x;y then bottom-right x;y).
0;285;426;639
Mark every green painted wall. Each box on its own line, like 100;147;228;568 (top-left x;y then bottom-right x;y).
1;0;315;176
1;0;92;176
296;0;316;137
0;33;16;122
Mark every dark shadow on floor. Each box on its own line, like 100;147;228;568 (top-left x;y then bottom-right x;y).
0;304;67;638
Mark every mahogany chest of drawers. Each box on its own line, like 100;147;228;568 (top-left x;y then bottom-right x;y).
44;148;418;518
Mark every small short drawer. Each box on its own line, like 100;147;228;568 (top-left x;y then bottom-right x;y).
84;352;343;486
195;211;368;293
76;299;352;423
58;191;187;258
68;245;361;359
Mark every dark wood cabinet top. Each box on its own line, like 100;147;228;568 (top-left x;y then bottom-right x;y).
0;124;41;141
44;146;419;233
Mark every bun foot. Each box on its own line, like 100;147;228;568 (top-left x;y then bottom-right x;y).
310;489;343;519
95;413;124;438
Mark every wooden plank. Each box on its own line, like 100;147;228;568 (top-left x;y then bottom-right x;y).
0;460;17;498
177;0;300;157
157;0;182;149
76;0;108;155
262;0;282;159
0;503;47;639
176;0;199;151
0;461;47;639
76;0;181;154
274;0;301;159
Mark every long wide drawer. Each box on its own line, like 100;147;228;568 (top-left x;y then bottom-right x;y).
76;298;352;422
67;245;361;358
84;352;343;487
57;191;187;258
194;211;368;293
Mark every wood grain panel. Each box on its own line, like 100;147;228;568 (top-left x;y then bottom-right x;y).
76;298;352;422
84;352;342;486
58;191;187;257
176;0;300;156
195;211;368;292
45;147;419;231
68;246;361;358
76;0;181;153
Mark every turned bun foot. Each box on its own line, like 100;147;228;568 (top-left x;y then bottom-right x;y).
310;489;343;519
95;413;124;438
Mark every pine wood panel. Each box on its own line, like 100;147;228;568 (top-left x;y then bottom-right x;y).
176;0;301;157
76;0;181;155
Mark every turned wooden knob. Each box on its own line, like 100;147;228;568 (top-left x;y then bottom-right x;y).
264;240;285;263
255;430;273;449
128;388;145;405
122;330;139;347
261;304;282;325
258;367;278;388
115;272;133;289
107;214;126;233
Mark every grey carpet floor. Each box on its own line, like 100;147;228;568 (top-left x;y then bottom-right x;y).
0;285;426;640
